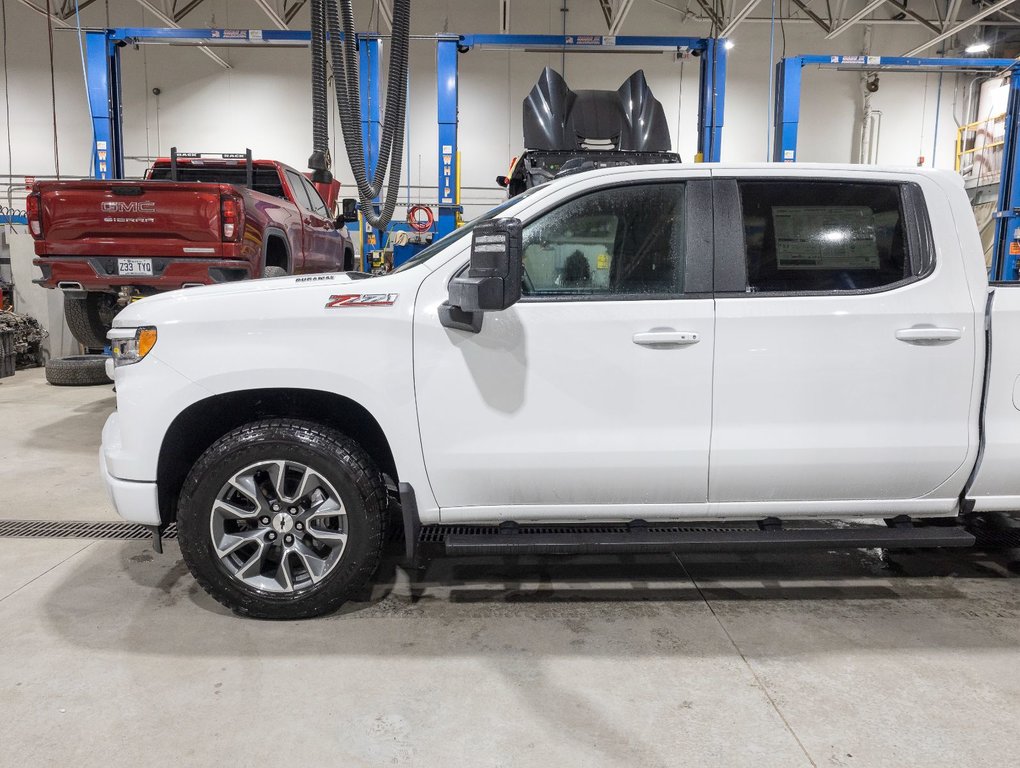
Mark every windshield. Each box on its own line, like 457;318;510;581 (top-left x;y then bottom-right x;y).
391;186;544;274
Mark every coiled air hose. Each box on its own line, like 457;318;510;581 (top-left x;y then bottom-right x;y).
323;0;410;230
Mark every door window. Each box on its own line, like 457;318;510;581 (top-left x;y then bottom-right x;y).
737;181;925;293
285;170;314;212
300;176;331;218
521;183;686;298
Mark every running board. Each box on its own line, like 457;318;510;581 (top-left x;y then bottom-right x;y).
417;521;975;557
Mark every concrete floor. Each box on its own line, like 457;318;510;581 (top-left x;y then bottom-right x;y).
2;367;1020;767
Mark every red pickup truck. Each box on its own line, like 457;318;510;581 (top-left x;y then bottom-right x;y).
29;154;357;348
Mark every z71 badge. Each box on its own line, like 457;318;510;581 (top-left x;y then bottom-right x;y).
325;293;398;308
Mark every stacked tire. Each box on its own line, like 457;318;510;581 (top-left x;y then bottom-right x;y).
45;355;110;386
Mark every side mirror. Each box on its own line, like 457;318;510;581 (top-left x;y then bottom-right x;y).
495;175;509;187
340;197;359;223
441;217;523;333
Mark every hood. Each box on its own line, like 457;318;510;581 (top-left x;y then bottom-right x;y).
112;271;394;328
522;68;672;152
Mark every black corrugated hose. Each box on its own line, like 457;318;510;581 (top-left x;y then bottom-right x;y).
307;0;332;183
325;0;410;230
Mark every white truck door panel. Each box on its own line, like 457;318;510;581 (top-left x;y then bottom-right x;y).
414;177;715;515
415;298;714;509
710;172;978;504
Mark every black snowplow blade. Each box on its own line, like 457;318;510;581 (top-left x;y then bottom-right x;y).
523;67;672;152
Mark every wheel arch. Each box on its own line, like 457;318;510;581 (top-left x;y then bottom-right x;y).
262;228;291;272
156;388;397;525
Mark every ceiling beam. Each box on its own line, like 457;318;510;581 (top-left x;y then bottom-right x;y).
904;0;1018;55
172;0;207;22
692;0;725;28
376;0;393;31
720;0;766;36
833;0;849;26
608;0;636;34
134;0;230;69
789;0;831;32
15;0;71;26
942;0;963;30
253;0;288;29
882;0;940;33
974;0;1020;27
825;0;886;38
57;0;98;20
284;0;308;25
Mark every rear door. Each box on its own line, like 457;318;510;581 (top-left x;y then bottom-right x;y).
709;171;978;509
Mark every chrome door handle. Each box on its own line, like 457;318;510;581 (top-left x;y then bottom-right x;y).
895;327;962;344
632;331;700;347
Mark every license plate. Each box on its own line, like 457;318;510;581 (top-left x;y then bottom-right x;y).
118;258;153;276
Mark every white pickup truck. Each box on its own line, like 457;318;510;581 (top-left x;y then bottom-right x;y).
100;163;1020;618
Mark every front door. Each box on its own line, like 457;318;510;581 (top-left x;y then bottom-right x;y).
297;174;344;272
413;175;716;520
284;170;340;273
709;172;978;507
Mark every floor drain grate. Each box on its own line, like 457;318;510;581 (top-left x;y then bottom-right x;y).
0;520;177;541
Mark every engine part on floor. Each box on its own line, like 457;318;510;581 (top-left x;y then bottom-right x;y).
45;355;110;387
321;0;410;229
0;328;14;378
0;309;47;369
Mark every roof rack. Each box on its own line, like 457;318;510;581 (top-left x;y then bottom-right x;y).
168;147;253;188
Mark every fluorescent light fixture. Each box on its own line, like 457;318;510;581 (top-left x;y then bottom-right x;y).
724;40;735;50
966;42;991;54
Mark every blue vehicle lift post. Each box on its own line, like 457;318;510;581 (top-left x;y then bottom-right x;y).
84;31;125;180
991;69;1020;281
772;54;1020;279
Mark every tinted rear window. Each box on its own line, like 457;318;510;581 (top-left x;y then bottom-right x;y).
149;166;286;199
738;180;912;293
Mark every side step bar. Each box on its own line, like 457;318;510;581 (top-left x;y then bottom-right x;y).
417;522;975;558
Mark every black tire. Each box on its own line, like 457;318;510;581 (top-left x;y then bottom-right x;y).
45;355;111;386
64;293;118;349
177;420;387;619
262;266;288;279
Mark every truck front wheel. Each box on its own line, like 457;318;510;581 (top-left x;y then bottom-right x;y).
176;420;387;619
64;293;118;349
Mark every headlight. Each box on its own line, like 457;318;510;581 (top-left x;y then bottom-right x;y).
108;326;157;367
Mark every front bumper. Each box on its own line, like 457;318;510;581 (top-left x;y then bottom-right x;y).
100;414;160;525
34;256;254;292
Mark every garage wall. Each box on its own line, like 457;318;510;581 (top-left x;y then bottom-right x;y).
0;0;984;222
